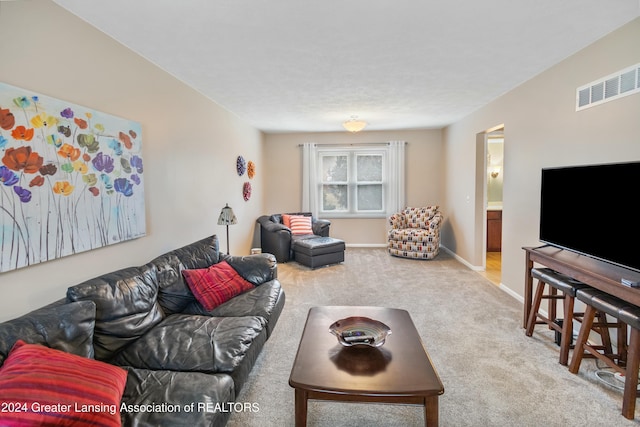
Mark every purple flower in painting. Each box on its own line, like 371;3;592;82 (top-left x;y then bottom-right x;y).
14;186;32;203
114;178;133;197
130;174;141;185
0;166;19;186
92;152;115;173
130;155;143;173
60;107;74;119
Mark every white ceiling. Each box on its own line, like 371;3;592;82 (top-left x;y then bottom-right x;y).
52;0;640;133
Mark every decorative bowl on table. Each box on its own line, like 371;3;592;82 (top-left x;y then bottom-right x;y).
329;316;391;347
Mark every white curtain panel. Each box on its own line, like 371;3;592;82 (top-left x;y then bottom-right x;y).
387;140;406;215
301;142;318;217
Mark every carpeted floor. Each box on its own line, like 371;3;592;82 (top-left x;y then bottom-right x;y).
226;248;639;426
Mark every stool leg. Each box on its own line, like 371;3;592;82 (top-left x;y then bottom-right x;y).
569;305;597;374
559;295;575;366
595;311;614;356
526;281;546;337
622;328;640;420
549;286;558;329
618;323;629;365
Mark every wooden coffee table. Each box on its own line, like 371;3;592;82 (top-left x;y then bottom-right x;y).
289;306;444;426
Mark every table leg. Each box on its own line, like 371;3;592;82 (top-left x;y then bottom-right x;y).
424;396;439;427
294;388;308;427
524;252;534;328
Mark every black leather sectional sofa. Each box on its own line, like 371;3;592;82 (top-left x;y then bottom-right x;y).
0;235;284;427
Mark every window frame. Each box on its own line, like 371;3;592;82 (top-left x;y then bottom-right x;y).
317;146;387;219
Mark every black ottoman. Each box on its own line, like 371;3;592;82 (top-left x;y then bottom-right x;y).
293;237;345;269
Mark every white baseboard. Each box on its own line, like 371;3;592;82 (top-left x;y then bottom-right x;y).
497;282;524;304
439;246;484;271
345;243;387;248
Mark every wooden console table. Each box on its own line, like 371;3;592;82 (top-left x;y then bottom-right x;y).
523;246;640;328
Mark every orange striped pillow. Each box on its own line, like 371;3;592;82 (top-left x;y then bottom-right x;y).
0;340;127;426
282;214;292;228
289;215;313;235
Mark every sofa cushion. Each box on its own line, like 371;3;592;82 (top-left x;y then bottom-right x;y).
404;206;439;228
121;367;235;427
0;340;127;427
151;235;220;315
110;314;265;374
289;215;314;235
223;253;277;286
0;300;96;366
66;264;164;361
148;253;196;315
388;228;439;242
182;261;254;311
183;280;285;336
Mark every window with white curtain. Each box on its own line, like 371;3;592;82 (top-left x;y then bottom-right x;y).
302;141;405;219
319;148;385;217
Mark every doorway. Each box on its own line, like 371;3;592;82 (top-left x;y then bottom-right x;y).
478;127;504;286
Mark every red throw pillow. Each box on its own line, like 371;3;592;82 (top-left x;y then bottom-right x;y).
0;340;127;427
182;261;254;311
282;214;292;228
289;215;314;235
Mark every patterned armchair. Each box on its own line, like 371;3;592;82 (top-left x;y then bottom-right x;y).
387;206;443;259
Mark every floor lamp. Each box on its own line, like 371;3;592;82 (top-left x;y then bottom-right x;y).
217;203;237;255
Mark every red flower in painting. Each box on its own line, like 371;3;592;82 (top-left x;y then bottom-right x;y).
29;175;45;187
74;117;88;129
119;131;133;149
2;146;44;174
11;125;34;141
0;108;15;130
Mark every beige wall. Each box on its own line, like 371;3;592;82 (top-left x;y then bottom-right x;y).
2;3;638;322
443;18;640;300
0;1;264;321
263;129;444;245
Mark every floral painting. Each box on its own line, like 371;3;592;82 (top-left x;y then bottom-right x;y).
0;82;145;273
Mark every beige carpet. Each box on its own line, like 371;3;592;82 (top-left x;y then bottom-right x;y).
227;248;639;426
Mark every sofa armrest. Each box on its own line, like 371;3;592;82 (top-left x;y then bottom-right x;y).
429;211;444;230
257;215;290;233
388;213;406;229
313;218;331;237
257;216;292;262
221;253;277;284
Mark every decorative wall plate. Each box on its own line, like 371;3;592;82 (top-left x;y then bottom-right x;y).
247;160;256;179
243;181;252;201
236;155;246;176
329;316;391;347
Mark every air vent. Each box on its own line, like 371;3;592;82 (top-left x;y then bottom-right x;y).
576;63;640;111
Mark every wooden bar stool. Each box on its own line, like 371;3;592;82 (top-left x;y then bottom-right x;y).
525;268;613;365
569;288;637;419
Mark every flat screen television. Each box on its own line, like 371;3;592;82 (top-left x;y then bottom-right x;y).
539;161;640;272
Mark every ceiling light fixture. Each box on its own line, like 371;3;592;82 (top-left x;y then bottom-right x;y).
342;116;367;133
